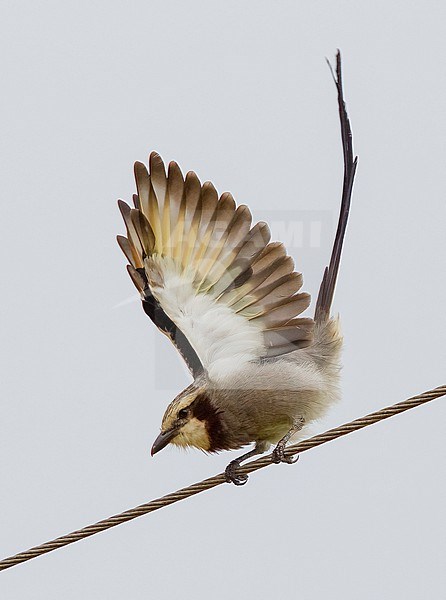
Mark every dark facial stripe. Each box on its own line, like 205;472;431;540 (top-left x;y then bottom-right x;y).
192;394;230;452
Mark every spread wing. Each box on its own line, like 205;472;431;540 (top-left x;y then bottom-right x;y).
117;152;314;384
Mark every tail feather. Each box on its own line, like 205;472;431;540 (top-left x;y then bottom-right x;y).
315;50;358;322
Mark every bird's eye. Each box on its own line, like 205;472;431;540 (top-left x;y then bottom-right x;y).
178;408;188;419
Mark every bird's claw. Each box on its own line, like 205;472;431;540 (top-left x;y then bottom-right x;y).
225;461;249;486
271;445;299;465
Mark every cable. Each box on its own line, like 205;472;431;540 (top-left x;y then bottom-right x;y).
0;384;444;573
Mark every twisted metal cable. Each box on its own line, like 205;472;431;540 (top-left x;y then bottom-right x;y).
0;384;444;573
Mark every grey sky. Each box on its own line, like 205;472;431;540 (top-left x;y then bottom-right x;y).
1;1;445;598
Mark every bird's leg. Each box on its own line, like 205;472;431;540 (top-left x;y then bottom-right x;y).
271;417;305;464
225;444;265;486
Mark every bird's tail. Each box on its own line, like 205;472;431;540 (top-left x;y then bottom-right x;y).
315;51;357;323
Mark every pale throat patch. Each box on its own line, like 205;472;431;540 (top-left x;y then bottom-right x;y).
171;417;211;451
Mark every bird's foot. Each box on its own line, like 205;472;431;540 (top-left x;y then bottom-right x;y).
271;443;299;465
225;460;249;486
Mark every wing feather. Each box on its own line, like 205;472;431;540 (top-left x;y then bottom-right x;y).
134;162;150;216
204;205;252;290
118;200;144;267
251;293;311;328
222;255;290;308
181;171;202;269
119;153;314;381
190;182;219;272
167;161;185;260
196;192;237;288
235;272;304;317
130;209;155;257
117;235;139;269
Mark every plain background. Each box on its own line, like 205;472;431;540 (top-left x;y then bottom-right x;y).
1;1;445;598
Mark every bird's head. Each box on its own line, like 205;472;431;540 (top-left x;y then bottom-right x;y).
151;383;225;455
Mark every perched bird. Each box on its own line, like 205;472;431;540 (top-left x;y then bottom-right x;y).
117;53;357;485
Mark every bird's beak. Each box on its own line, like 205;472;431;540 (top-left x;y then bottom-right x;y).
151;428;179;456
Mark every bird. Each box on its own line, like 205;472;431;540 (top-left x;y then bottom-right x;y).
117;53;357;485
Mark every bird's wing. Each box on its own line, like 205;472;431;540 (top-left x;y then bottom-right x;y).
118;152;314;384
